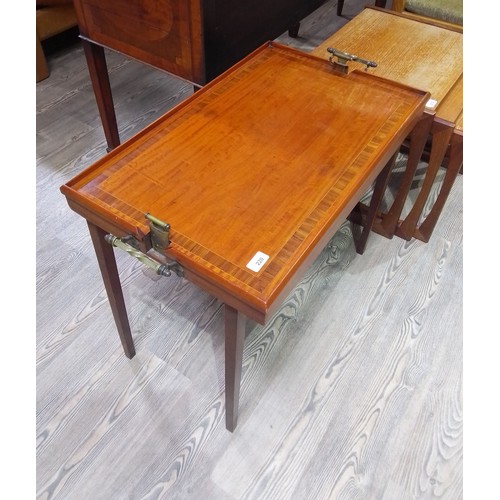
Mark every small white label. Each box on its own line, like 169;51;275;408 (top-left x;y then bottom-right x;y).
246;251;270;272
426;98;438;110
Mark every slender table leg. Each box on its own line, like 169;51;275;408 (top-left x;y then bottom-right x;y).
374;112;434;239
87;222;136;359
288;23;300;38
82;39;121;151
224;304;246;432
396;122;454;240
414;128;463;242
351;153;396;255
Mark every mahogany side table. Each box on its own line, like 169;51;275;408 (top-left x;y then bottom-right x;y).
61;42;428;431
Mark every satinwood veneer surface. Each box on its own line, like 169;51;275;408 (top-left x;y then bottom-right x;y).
61;42;428;323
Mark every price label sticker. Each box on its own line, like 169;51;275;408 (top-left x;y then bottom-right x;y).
425;98;438;110
246;251;270;272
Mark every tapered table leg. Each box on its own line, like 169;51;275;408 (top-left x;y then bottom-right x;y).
224;304;246;432
82;39;121;151
351;152;396;255
87;222;135;358
288;23;300;38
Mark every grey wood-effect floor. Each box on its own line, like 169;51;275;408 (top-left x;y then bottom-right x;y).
36;1;463;499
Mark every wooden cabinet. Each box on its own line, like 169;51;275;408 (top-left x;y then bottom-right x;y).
73;0;326;149
74;0;326;83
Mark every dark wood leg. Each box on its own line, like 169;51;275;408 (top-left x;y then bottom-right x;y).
87;221;136;359
288;23;300;38
374;0;387;7
82;39;121;151
413;129;462;242
375;112;434;238
351;153;396;254
224;304;246;432
396;122;454;240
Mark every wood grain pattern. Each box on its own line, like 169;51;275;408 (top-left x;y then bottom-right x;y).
75;0;203;82
312;7;463;119
61;43;429;325
312;7;463;245
37;1;462;498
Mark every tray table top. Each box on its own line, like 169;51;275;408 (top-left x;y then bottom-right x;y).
61;42;428;321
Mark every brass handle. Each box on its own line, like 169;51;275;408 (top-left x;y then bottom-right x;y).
105;234;178;277
327;47;377;71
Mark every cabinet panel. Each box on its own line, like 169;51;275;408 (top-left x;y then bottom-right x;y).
75;0;203;82
75;0;326;84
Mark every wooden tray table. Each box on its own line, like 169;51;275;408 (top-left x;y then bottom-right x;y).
61;42;429;431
